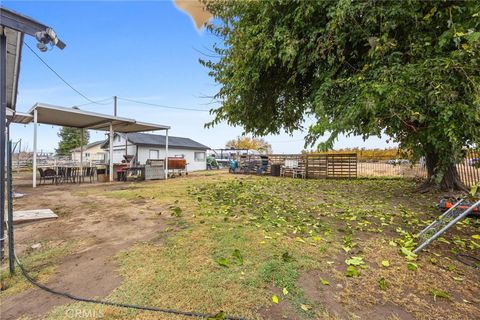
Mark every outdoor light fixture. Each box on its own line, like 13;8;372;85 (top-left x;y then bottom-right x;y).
35;28;66;52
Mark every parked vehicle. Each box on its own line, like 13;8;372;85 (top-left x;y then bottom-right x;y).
387;159;410;165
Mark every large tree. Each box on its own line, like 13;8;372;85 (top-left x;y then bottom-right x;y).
226;136;273;154
56;127;89;156
202;0;480;190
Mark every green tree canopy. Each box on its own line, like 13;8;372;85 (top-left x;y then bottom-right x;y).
203;0;480;190
56;127;89;156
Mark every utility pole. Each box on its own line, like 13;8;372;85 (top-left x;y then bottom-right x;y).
114;95;117;116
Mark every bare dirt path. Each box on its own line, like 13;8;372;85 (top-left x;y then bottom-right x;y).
1;177;170;320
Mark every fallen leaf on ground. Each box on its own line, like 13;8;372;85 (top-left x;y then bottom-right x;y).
300;304;312;311
272;295;279;304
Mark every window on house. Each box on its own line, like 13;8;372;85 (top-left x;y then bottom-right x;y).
85;153;90;158
194;152;205;162
149;150;159;159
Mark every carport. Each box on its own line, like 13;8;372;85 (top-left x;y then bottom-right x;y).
11;103;170;187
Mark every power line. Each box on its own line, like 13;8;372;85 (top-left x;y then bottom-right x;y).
24;42;109;105
73;97;113;107
24;42;212;112
117;97;211;112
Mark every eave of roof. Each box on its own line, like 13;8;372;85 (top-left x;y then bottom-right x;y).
101;132;210;151
132;143;208;150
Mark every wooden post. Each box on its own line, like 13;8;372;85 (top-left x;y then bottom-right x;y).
165;129;169;180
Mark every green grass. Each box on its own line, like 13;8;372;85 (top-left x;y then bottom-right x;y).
45;174;480;319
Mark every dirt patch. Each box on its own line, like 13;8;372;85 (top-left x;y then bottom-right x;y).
1;244;122;319
363;302;416;320
297;271;349;319
297;270;415;320
0;178;170;319
257;287;301;320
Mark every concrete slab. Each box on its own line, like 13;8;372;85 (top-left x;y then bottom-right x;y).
6;209;57;225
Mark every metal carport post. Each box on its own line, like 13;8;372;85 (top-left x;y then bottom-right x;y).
109;122;113;181
165;129;168;180
32;108;37;187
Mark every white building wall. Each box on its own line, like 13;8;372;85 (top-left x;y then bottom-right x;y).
106;135;137;164
71;144;106;163
105;134;207;171
137;147;206;172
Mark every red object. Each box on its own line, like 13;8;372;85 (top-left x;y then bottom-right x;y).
116;165;128;173
440;199;479;212
168;157;186;170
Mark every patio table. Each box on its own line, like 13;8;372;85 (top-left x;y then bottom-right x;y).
39;165;96;184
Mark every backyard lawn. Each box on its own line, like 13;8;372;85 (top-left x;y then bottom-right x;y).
1;171;479;320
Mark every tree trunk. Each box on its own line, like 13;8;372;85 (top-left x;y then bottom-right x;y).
421;151;468;192
438;163;468;191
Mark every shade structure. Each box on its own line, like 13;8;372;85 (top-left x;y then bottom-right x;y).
6;107;32;124
27;103;170;132
20;103;170;187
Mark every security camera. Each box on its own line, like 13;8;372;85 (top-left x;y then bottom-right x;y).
35;30;50;52
36;42;48;52
34;29;66;52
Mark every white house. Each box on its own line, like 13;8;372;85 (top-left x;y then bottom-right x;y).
71;140;106;163
102;132;209;172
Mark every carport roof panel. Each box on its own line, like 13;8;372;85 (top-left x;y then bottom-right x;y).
28;103;170;132
7;108;32;124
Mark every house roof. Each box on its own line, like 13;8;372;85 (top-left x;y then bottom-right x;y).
71;140;106;152
103;132;209;150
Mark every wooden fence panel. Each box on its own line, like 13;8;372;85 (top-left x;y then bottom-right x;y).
267;151;477;186
302;153;357;179
326;153;357;179
305;154;327;179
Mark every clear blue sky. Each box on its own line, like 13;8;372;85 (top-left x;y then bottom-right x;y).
6;0;394;153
